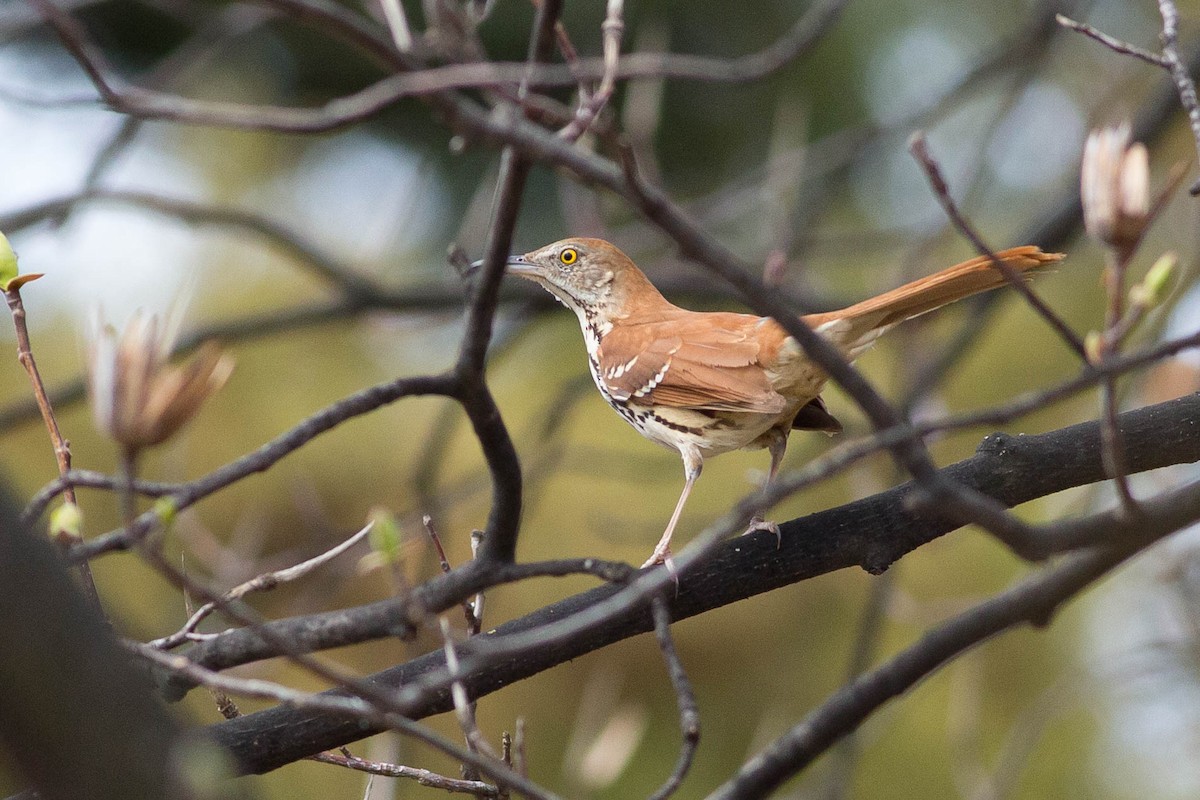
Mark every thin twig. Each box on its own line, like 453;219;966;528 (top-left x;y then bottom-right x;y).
1096;247;1140;515
1059;4;1200;195
440;616;498;761
647;596;700;800
68;372;454;560
822;568;897;799
3;285;103;612
377;0;413;52
150;522;373;649
468;529;485;636
1156;0;1200;194
907;132;1088;360
310;750;498;797
1055;14;1168;67
559;0;625;142
132;643;554;798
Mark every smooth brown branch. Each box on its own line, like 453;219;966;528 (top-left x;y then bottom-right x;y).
647;596;700;800
309;750;499;798
3;281;103;612
424;513;456;575
149;522;373;650
5;280;70;501
907;131;1087;360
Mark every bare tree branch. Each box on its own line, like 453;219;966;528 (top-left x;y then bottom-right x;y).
200;394;1200;773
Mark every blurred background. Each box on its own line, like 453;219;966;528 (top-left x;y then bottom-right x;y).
2;0;1200;797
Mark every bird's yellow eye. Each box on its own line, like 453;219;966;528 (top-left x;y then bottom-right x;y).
559;248;578;266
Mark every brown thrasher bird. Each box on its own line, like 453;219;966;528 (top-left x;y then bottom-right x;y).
501;238;1063;568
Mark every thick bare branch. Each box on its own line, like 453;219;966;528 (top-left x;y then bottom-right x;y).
202;394;1200;773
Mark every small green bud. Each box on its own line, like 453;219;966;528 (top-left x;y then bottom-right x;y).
0;231;16;290
368;508;403;565
153;496;179;527
49;502;84;539
1130;251;1177;308
1084;330;1105;364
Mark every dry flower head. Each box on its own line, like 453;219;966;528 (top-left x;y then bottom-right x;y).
1081;122;1150;251
86;309;233;452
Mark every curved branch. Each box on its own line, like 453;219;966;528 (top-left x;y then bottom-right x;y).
201;393;1200;774
68;372;456;560
704;481;1200;799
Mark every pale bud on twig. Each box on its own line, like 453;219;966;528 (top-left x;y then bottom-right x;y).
0;230;42;292
86;309;233;452
1081;122;1150;251
1129;252;1178;309
1084;330;1105;365
50;502;83;540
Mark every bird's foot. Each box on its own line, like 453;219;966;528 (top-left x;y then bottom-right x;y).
742;515;781;548
641;544;673;569
641;546;679;589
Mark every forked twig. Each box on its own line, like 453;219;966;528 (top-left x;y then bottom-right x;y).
150;522;373;649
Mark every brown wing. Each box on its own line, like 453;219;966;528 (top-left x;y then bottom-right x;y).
597;312;788;414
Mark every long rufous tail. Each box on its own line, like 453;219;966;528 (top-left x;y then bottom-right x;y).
804;246;1064;351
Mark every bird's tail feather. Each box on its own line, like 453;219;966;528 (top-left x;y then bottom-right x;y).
804;246;1064;349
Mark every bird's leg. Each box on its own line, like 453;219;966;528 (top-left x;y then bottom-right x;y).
642;449;702;570
745;429;786;546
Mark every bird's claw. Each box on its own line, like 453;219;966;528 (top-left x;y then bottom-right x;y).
641;548;679;592
743;516;782;548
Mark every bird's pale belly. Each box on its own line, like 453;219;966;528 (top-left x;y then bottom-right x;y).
614;400;802;457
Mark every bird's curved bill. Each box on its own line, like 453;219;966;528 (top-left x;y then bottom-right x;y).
466;255;536;276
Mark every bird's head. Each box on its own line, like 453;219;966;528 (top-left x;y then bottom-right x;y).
501;237;659;321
